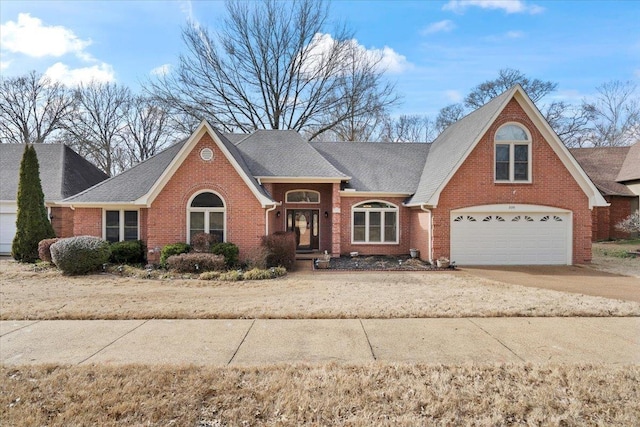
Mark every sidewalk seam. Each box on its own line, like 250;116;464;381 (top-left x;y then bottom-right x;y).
359;319;377;361
77;319;150;365
467;318;525;362
227;319;255;365
0;320;41;337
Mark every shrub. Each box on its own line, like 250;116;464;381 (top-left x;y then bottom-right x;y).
165;253;225;273
191;232;216;253
261;232;296;270
160;243;191;267
199;271;222;280
12;145;56;263
243;246;269;270
110;240;146;265
616;210;640;234
50;236;111;275
243;267;287;280
220;270;243;281
211;242;240;268
38;238;60;263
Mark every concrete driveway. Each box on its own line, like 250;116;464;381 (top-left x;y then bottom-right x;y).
462;265;640;302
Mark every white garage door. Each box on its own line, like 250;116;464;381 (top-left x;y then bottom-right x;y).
450;206;572;265
0;212;17;255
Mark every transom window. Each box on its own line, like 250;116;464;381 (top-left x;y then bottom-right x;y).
495;123;531;183
104;210;139;243
286;190;320;203
188;191;226;243
352;201;398;244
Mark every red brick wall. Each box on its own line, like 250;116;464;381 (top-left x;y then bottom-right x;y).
145;132;267;263
409;208;431;261
432;98;593;264
73;208;102;237
339;196;412;257
50;207;75;238
591;206;610;241
607;196;634;240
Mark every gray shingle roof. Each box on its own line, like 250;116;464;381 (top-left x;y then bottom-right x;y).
311;142;430;193
616;142;640;182
0;144;108;202
406;86;515;206
236;130;348;179
570;146;635;196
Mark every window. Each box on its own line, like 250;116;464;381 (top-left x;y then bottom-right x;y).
104;210;139;243
188;191;226;243
286;190;320;203
495;123;531;182
352;201;398;244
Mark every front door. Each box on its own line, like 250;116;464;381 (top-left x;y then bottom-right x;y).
287;210;319;252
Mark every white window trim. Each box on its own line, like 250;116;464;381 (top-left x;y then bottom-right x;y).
351;200;399;245
103;209;140;242
494;123;532;184
186;190;227;244
285;189;321;204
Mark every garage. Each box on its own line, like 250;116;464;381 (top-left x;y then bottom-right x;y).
450;205;572;265
0;203;17;255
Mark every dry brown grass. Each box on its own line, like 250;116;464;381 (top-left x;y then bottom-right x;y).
2;259;639;320
1;363;638;426
591;240;640;278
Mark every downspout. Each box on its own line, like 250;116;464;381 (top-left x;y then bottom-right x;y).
265;203;279;235
420;204;434;263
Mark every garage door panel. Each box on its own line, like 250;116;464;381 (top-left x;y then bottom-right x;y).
0;212;17;255
451;210;570;265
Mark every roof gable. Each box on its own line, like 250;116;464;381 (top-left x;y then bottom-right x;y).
570;146;634;196
616;142;640;182
406;85;608;209
0;144;107;202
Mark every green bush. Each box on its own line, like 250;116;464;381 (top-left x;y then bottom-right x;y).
261;232;296;270
38;238;60;263
165;253;225;273
12;145;56;263
211;242;240;268
160;243;191;267
110;240;146;264
50;236;111;275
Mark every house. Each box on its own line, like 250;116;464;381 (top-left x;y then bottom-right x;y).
0;144;109;254
57;85;608;265
570;143;640;240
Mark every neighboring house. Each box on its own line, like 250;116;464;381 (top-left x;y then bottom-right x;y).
58;85;608;265
0;144;109;254
570;143;640;240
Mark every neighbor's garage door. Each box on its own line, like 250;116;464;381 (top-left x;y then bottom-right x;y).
0;211;17;255
450;208;571;265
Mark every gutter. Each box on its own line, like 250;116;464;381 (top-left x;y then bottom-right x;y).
265;202;281;235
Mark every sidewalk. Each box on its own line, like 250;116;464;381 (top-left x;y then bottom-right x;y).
2;317;639;366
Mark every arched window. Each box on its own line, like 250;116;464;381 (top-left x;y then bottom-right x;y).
286;190;320;203
352;201;398;244
187;191;226;243
495;123;531;183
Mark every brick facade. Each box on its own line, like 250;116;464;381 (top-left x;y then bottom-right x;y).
50;206;75;238
431;98;593;264
592;196;635;240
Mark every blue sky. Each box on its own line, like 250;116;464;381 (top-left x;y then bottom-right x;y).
1;0;639;116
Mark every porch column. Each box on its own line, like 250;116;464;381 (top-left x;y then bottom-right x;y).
331;182;341;257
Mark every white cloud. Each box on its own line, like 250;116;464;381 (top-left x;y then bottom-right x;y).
443;0;544;14
0;13;92;59
44;62;115;87
0;59;12;70
306;33;412;75
421;20;456;35
151;64;172;76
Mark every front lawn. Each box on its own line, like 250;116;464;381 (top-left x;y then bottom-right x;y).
591;239;640;277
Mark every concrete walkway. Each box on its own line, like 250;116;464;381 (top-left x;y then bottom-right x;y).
2;317;639;366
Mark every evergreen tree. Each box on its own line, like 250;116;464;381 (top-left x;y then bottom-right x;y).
11;145;56;262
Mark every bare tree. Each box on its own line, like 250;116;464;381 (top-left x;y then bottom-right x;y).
464;68;557;108
0;71;74;144
544;100;596;148
435;103;465;133
585;80;639;147
146;0;399;140
62;82;131;176
121;96;174;168
379;114;436;142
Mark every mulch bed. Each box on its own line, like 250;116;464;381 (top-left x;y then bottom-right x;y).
314;255;456;271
